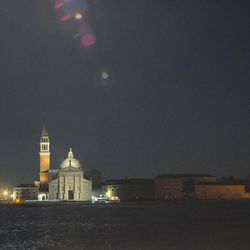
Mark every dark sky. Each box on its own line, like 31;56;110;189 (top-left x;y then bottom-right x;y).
0;0;249;187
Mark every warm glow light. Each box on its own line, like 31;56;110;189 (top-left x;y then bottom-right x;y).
75;12;83;20
110;196;120;201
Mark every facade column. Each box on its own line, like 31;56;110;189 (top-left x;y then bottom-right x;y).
59;175;62;200
64;175;67;200
74;175;76;200
78;175;82;200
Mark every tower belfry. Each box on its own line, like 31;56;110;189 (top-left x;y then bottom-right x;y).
39;125;50;190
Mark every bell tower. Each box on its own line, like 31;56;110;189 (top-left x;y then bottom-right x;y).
39;125;50;190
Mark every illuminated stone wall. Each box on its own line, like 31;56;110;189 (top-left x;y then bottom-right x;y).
40;172;49;185
39;155;50;191
154;174;217;200
195;184;246;199
40;155;50;173
155;178;183;200
106;179;154;201
49;169;92;201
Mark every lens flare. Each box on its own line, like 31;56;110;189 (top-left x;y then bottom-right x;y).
54;1;63;9
53;0;96;49
81;33;96;47
75;12;83;20
101;71;109;80
60;14;71;22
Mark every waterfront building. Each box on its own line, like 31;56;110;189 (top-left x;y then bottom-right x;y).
13;184;39;201
48;148;92;201
37;126;92;201
195;183;247;199
104;179;154;201
155;174;216;200
12;124;250;202
155;176;182;199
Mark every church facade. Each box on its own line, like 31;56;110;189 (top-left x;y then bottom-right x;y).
48;149;92;201
39;126;92;201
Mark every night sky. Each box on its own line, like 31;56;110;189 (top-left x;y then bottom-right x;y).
0;1;249;187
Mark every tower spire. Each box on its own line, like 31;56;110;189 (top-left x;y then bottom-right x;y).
41;124;48;137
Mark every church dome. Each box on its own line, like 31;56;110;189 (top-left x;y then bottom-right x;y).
61;148;81;169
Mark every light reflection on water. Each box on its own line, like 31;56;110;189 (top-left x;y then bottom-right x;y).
0;200;250;249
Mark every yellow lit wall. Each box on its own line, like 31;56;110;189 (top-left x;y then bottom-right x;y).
40;155;50;185
40;173;49;185
40;155;50;173
195;185;245;199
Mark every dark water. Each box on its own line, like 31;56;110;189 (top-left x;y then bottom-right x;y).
0;200;250;250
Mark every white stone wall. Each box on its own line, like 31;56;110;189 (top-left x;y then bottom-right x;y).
48;179;58;200
49;169;92;201
81;178;92;201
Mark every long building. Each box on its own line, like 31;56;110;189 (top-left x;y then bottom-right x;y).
155;174;216;200
103;174;250;201
195;183;247;199
104;179;155;201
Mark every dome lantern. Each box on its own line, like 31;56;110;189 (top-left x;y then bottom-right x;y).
61;148;81;169
68;148;74;158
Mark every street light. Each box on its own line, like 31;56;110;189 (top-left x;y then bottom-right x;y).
2;189;9;200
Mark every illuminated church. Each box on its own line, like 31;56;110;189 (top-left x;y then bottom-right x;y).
39;126;92;201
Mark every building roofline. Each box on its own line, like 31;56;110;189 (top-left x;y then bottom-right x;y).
196;182;244;186
155;174;215;179
14;184;38;188
104;178;154;185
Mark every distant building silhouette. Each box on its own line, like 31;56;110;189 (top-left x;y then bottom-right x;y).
195;183;246;199
104;179;154;201
155;174;216;199
85;169;102;190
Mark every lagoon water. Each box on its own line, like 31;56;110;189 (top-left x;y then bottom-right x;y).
0;200;250;249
